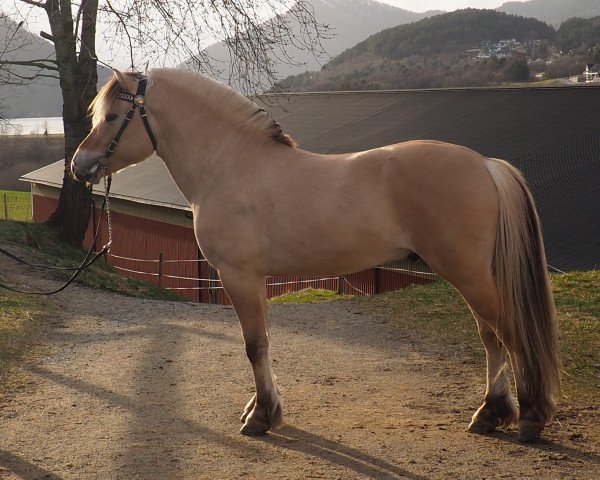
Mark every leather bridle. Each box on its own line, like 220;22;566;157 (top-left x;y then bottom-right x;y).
103;76;157;161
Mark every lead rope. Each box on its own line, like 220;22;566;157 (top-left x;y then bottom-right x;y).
0;173;113;295
103;170;113;249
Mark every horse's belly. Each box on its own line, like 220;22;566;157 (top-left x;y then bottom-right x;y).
262;230;412;276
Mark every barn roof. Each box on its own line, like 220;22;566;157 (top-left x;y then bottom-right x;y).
262;86;600;272
22;85;600;271
21;154;190;210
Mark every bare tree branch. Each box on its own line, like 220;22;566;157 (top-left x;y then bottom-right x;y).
40;31;55;42
103;0;134;69
95;0;329;94
0;59;59;70
17;0;47;9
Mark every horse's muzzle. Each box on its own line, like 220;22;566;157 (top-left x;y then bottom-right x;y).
71;152;108;184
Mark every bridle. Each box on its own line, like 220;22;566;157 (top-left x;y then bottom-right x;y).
102;76;158;161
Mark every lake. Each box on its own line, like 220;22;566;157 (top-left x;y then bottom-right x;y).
0;117;64;135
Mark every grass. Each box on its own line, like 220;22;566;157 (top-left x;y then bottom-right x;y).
551;271;600;399
268;288;349;304
0;220;184;302
361;275;600;402
0;190;32;222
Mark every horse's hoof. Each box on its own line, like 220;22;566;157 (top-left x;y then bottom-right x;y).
240;423;269;436
518;420;544;442
469;395;519;434
468;403;500;433
468;418;498;434
240;412;271;436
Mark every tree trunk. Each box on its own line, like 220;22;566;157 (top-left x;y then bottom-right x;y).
45;0;98;246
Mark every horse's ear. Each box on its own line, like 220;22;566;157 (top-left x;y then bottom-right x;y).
112;68;128;89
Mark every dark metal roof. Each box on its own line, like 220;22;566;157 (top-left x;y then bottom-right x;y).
262;87;600;271
22;86;600;271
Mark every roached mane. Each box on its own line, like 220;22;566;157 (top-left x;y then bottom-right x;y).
90;69;297;148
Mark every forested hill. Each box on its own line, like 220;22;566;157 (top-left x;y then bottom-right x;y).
329;9;555;68
555;15;600;52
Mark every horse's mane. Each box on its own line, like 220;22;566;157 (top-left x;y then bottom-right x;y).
90;69;296;148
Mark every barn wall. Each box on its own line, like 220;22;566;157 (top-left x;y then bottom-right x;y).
31;189;202;302
30;186;433;303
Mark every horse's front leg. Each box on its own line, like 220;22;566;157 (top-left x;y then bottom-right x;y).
219;269;283;435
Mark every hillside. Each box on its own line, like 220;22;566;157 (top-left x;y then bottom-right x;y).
278;9;558;92
0;15;62;117
196;0;441;90
556;15;600;52
0;15;111;118
497;0;600;27
329;9;555;66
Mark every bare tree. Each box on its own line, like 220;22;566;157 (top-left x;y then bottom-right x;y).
0;1;327;244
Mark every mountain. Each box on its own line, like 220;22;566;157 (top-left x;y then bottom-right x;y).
497;0;600;27
197;0;441;89
278;9;557;92
0;14;63;117
0;15;110;118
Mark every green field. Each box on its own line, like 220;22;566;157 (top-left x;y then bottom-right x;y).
0;190;32;221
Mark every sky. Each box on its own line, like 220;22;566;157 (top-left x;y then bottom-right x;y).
0;0;531;68
382;1;528;12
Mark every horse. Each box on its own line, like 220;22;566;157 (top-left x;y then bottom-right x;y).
71;68;561;442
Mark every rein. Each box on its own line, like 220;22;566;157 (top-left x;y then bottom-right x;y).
0;174;112;295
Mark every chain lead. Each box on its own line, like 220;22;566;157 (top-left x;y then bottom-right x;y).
102;170;113;249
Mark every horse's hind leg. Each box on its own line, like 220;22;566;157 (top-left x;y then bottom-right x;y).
440;270;519;434
219;269;283;435
468;316;518;433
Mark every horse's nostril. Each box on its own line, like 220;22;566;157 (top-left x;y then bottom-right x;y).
88;164;99;176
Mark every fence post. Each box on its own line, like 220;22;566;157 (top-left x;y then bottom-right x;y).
337;275;344;295
3;193;7;220
158;252;164;287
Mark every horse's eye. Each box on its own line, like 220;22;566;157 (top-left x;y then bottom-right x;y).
105;113;118;122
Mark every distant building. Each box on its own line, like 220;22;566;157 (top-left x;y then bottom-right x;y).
585;63;600;82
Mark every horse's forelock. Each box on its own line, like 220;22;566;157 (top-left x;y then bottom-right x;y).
89;72;142;127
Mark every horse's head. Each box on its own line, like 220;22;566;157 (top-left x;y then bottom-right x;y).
71;69;157;184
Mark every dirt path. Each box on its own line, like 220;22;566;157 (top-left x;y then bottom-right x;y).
0;258;598;479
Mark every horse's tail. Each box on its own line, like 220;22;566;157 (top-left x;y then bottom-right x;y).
484;158;561;422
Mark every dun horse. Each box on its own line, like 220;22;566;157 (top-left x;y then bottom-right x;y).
72;69;560;442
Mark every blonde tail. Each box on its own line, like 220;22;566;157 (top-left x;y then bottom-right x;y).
485;158;561;423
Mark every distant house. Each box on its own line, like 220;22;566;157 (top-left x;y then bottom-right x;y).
585;63;600;82
22;86;600;301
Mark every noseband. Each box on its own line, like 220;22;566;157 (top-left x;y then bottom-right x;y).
103;77;158;160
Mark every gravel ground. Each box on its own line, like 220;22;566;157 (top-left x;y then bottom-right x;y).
0;255;598;479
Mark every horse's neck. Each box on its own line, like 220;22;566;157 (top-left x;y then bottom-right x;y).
148;76;284;204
